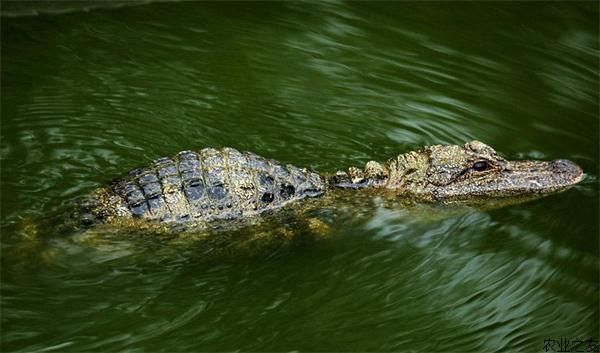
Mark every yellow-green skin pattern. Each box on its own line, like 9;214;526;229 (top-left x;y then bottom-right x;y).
75;141;584;230
75;147;325;227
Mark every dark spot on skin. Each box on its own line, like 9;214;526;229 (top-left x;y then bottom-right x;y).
176;214;190;222
259;174;274;188
261;192;274;203
280;184;295;199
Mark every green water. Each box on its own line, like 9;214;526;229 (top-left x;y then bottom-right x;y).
1;2;598;352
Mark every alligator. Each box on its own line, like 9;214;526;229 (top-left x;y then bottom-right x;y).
69;140;584;234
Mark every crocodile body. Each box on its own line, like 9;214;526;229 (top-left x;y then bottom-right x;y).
73;141;584;229
77;147;325;226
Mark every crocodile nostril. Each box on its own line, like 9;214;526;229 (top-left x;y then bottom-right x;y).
550;159;579;174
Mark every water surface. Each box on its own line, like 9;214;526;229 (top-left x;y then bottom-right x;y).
1;2;598;352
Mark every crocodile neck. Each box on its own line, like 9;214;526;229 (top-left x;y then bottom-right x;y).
326;160;390;190
325;150;431;193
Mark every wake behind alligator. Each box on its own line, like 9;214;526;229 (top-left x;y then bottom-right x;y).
71;140;584;232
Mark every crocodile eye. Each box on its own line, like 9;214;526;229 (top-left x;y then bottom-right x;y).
472;161;489;172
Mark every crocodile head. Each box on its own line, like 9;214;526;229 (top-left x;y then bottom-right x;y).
385;140;584;202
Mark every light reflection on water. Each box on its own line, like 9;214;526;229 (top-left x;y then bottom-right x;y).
1;1;598;352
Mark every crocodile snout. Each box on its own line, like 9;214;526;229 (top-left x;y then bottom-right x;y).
550;159;584;182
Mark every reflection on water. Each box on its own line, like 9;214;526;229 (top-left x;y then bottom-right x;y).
1;1;598;352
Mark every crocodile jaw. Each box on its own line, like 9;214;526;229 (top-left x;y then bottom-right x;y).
425;158;584;201
384;141;584;203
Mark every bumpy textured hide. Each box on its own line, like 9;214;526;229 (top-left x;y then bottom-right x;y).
73;141;584;230
90;148;325;224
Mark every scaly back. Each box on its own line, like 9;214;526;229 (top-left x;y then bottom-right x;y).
107;148;325;223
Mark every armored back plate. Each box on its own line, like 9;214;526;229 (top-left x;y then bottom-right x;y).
108;148;325;223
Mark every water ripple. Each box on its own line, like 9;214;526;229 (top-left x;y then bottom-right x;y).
1;2;597;352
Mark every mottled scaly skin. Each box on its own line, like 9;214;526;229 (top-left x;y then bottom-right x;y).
76;148;325;227
74;141;584;231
